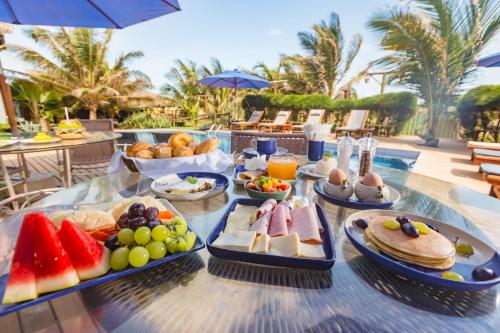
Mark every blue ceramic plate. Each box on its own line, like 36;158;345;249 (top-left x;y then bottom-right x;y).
242;147;288;159
0;201;205;317
345;210;500;291
151;172;229;201
314;178;400;210
207;198;335;270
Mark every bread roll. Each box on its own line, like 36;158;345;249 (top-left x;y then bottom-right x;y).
127;142;153;157
153;144;172;159
135;149;154;159
195;138;219;155
168;132;193;149
173;146;194;157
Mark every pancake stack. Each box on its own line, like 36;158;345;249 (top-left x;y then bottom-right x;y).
364;216;455;269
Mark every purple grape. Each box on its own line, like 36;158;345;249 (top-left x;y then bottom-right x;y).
472;266;496;281
104;235;120;251
426;224;439;233
128;203;145;217
117;213;129;229
128;216;147;230
146;219;162;229
396;216;410;225
144;207;159;221
354;218;368;229
402;223;419;238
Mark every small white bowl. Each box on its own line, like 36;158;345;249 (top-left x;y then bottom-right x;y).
354;182;390;203
323;182;354;200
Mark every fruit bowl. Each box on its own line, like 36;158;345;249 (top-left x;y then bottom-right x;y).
244;178;291;201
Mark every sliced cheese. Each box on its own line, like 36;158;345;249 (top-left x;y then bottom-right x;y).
212;231;256;252
252;234;270;254
299;243;325;259
224;212;250;233
269;232;300;257
233;204;258;224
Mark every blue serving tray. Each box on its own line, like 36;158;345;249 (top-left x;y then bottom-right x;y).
207;198;335;270
0;216;205;317
345;210;500;291
314;178;400;210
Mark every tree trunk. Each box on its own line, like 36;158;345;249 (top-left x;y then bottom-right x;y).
89;105;97;120
422;103;446;147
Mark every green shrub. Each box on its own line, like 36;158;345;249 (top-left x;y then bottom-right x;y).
119;112;172;129
242;92;417;134
457;85;500;138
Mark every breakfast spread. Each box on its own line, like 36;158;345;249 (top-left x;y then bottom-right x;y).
213;199;325;259
1;197;198;305
126;131;219;160
55;119;85;139
313;153;336;176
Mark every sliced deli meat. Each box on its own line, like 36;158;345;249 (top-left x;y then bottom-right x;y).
277;201;291;224
256;198;277;218
268;204;288;237
249;210;272;235
289;206;322;244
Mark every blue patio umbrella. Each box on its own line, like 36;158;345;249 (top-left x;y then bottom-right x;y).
0;0;181;28
477;52;500;67
198;70;271;122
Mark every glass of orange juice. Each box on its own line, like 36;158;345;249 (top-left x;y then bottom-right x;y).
268;154;297;180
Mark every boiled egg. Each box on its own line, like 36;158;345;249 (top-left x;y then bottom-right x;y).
361;172;384;188
328;169;347;185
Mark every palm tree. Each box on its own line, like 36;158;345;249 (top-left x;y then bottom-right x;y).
282;12;365;98
10;79;63;122
369;0;500;146
8;28;151;119
253;60;286;94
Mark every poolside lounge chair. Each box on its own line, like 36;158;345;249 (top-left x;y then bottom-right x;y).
335;110;374;138
231;110;264;131
258;111;292;133
479;163;500;198
292;109;325;132
231;130;306;155
467;141;500;160
471;148;500;165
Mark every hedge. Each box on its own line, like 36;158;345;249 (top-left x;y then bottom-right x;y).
242;92;417;134
457;85;500;137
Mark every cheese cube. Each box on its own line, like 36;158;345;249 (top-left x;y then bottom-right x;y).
233;204;258;224
299;243;325;259
269;232;300;257
212;231;256;252
252;234;270;254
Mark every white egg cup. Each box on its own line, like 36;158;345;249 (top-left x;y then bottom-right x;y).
354;182;390;203
323;180;354;200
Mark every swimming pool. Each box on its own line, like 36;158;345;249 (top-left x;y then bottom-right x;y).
116;129;419;171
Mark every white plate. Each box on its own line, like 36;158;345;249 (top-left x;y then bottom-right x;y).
21;137;61;144
0;139;19;148
298;164;329;179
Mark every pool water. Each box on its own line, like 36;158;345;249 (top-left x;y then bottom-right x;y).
123;130;419;171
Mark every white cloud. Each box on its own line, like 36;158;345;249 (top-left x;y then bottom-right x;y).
267;28;284;37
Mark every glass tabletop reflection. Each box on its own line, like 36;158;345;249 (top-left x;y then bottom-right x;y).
1;166;499;332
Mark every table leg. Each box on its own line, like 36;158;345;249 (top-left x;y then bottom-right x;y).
63;149;72;187
0;154;18;210
19;153;29;195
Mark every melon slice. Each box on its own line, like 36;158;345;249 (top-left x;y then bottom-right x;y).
34;214;80;294
2;213;38;304
58;220;110;280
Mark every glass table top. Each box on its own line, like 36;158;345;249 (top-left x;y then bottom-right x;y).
0;132;121;154
0;166;499;332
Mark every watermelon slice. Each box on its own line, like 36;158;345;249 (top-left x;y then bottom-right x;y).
2;213;38;304
58;220;110;280
34;214;80;294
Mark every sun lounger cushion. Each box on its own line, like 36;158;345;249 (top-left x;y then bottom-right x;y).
467;141;500;150
480;164;500;175
474;148;500;157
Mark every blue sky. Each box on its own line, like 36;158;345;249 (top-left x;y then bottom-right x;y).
2;0;499;97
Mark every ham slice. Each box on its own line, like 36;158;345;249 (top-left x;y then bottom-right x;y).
256;199;277;218
277;201;291;224
249;210;272;235
268;204;288;237
289;206;322;244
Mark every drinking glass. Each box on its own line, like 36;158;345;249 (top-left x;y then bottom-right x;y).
268;154;297;180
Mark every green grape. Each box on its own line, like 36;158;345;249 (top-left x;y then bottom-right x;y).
129;246;149;267
165;236;178;254
383;219;400;230
146;241;167;259
111;247;130;271
455;242;474;256
411;222;430;235
176;237;188;252
118;228;134;245
184;231;196;251
134;226;151;245
441;271;464;282
151;225;168;242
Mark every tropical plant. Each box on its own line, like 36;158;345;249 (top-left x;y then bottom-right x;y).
8;28;152;120
119;111;171;129
253;60;287;94
369;0;500;146
10;79;64;122
282;12;367;98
